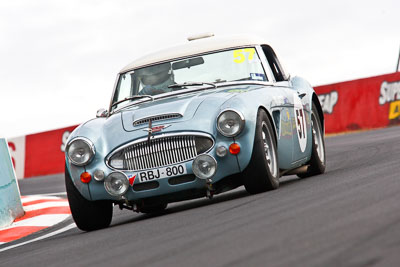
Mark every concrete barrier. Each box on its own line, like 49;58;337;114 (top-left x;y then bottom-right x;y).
0;138;24;228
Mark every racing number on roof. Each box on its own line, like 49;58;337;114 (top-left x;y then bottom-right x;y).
233;48;255;63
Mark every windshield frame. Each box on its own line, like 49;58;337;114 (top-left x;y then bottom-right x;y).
108;45;275;114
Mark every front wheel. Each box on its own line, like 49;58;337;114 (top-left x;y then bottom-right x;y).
298;102;326;178
65;166;113;231
243;110;279;194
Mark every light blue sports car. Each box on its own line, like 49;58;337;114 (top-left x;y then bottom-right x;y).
65;34;326;231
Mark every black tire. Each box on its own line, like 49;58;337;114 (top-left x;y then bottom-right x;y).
65;166;113;231
140;203;168;214
243;109;279;194
297;102;326;178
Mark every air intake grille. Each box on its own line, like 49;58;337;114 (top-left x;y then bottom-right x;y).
108;134;214;171
133;113;182;126
132;181;159;191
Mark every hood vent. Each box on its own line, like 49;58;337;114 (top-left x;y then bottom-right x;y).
133;113;183;126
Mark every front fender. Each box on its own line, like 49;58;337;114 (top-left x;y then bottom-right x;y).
65;160;92;200
217;93;276;172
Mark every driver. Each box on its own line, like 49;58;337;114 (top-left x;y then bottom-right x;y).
137;62;175;95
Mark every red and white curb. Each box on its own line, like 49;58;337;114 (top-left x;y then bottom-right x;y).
0;195;72;245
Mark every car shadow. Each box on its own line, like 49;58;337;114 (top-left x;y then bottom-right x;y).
110;175;301;228
110;189;250;227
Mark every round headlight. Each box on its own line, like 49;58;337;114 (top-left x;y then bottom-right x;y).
66;137;95;166
192;154;217;180
104;172;129;196
217;110;245;137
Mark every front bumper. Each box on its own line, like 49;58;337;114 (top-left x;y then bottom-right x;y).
66;136;242;203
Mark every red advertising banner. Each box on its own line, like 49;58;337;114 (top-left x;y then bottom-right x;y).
24;125;77;178
315;72;400;134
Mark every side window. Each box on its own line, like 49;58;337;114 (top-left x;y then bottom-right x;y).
261;45;287;82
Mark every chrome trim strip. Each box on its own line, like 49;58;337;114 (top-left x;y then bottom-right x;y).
190;137;197;158
255;45;276;83
108;73;122;114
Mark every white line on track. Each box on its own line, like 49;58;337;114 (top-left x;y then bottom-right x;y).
38;192;67;196
1;214;71;229
21;196;61;203
0;223;77;253
23;201;70;211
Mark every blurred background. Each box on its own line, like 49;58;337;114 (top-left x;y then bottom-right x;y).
1;0;399;138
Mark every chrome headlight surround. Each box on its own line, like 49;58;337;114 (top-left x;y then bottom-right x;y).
66;137;96;166
216;109;245;137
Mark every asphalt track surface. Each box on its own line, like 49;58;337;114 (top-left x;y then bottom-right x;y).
1;126;400;266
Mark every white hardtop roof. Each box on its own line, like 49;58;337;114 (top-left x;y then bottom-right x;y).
120;35;268;73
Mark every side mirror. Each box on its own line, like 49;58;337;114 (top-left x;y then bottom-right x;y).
96;108;108;118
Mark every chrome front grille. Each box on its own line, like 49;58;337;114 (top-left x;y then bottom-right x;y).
107;133;214;171
133;113;182;126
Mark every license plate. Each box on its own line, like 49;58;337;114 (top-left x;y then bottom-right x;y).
137;164;187;183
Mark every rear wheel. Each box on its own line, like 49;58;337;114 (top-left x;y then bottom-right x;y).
298;103;326;178
65;166;113;231
244;110;279;194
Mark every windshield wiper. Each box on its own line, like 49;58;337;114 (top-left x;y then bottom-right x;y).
111;95;154;108
168;82;217;89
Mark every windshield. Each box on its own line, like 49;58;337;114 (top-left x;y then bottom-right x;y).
111;47;267;110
